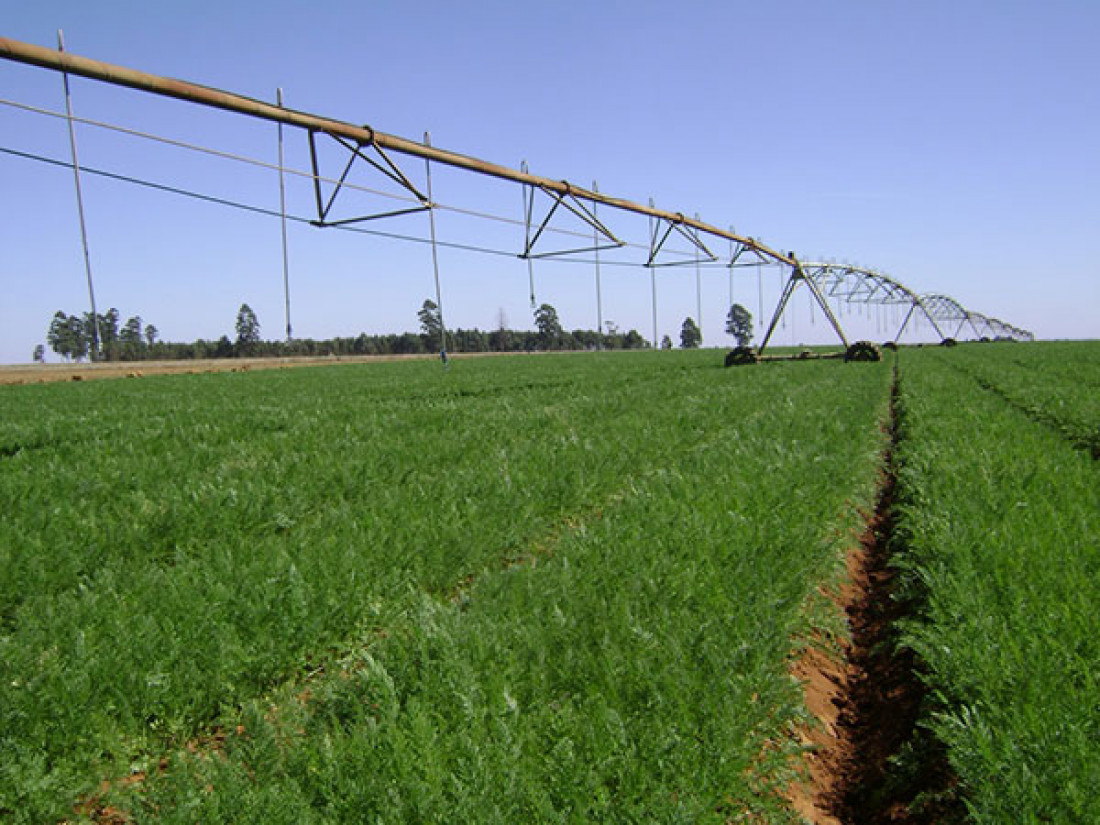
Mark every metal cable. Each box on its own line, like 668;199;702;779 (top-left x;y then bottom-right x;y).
2;142;738;272
0;96;418;201
0;95;752;260
0;95;643;248
0;145;519;258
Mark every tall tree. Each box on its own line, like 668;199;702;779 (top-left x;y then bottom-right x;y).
144;324;158;346
32;344;45;363
534;303;563;350
235;304;261;355
119;316;145;360
103;308;120;343
47;311;70;360
81;313;99;360
418;299;443;351
47;311;90;361
67;315;90;361
725;303;754;347
99;308;121;360
121;316;143;344
660;335;673;350
680;317;702;349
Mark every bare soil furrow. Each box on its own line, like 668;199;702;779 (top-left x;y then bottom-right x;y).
792;368;962;824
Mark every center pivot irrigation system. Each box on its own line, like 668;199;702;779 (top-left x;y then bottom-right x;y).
0;35;1033;363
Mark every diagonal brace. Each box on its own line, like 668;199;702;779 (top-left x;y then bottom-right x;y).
521;181;623;259
646;214;718;267
307;127;430;227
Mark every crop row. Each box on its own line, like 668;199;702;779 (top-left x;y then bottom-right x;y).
892;347;1100;821
1;352;891;821
129;356;892;822
948;341;1099;456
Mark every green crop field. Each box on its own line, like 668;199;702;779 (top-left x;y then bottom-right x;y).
892;345;1100;822
2;343;1097;823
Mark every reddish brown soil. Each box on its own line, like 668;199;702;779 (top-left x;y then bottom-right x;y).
789;378;961;823
70;724;248;823
0;353;465;385
71;759;167;823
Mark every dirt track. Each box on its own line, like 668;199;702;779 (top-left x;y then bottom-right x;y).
0;353;458;385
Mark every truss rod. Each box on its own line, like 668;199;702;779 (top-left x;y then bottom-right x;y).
57;30;101;360
0;144;523;260
0;95;771;260
276;87;292;342
1;142;678;271
0;95;653;249
0;36;795;268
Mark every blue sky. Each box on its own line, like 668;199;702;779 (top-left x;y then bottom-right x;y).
2;1;1097;362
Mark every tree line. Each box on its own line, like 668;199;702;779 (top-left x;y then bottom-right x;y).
40;301;753;363
44;308;158;362
41;302;664;363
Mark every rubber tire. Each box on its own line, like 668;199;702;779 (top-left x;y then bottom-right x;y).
724;346;759;367
844;341;882;362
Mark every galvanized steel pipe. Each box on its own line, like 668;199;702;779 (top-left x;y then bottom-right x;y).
0;35;795;267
